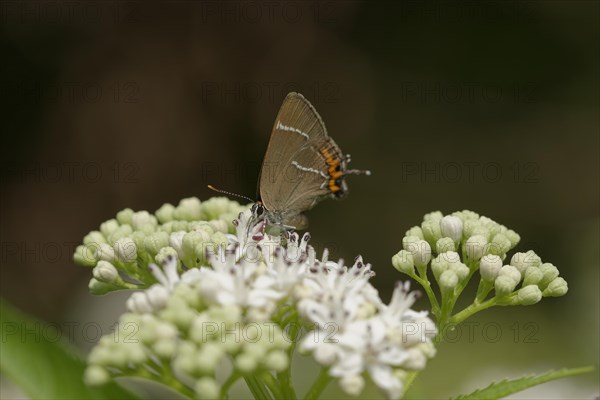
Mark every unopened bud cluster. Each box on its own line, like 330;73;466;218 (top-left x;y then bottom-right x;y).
73;197;247;294
392;210;567;322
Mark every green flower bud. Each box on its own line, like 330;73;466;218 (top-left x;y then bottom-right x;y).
126;341;148;365
88;278;119;295
515;285;542;305
155;246;178;265
421;219;442;248
523;267;543;286
100;219;119;237
73;244;97;267
144;231;170;256
235;352;258;373
170;220;189;232
436;237;455;254
510;250;541;274
194;377;220;400
440;215;463;243
137;223;156;235
431;253;449;280
498;265;521;284
83;231;106;246
458;210;479;221
84;365;110;386
182;231;210;266
405;226;424;240
402;235;420;251
480;254;503;281
152;339;177;359
198;342;225;369
447;257;469;281
211;231;229;249
543;277;568;297
538;263;559;289
174;197;203;221
494;275;518;297
439;270;459;291
155;203;175;223
132;211;157;230
264;351;288;372
202;197;232;220
190;221;215;235
423;211;443;221
107;224;133;244
462;219;479;240
114;237;137;263
471;225;490;240
465;235;488;260
392;250;415;275
173;353;197;376
130;231;147;257
488;233;511;256
95;243;115;262
339;375;365;397
504;229;520;248
93;261;120;284
219;213;239;233
411;239;432;268
116;208;134;225
209;219;228;233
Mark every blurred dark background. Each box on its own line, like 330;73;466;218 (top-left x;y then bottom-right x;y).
1;1;598;398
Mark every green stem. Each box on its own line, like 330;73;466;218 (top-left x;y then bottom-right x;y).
412;272;440;316
475;279;493;304
159;362;195;398
220;372;241;399
244;376;273;400
259;371;284;399
304;368;332;400
450;297;498;325
277;322;298;400
402;371;420;396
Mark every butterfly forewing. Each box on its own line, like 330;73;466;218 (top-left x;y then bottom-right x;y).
259;93;331;215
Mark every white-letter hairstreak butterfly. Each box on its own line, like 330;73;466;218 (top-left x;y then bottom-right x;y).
256;92;370;230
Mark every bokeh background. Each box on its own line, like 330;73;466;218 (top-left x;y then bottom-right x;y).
1;0;598;398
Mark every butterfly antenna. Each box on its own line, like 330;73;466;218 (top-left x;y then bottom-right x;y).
345;169;372;176
207;185;255;203
345;153;371;176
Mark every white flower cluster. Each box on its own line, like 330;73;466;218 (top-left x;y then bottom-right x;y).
84;201;436;400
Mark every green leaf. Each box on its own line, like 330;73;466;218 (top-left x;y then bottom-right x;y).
0;298;138;399
452;366;595;400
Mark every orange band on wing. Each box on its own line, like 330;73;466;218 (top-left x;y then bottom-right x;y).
320;147;344;193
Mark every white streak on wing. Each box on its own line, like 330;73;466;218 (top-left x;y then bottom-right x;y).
276;120;309;139
291;161;328;178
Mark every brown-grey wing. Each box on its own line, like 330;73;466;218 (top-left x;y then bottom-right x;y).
275;135;337;217
259;92;329;212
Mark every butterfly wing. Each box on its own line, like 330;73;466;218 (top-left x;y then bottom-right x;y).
258;93;332;218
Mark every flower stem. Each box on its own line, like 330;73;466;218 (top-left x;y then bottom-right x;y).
277;321;298;399
413;273;440;316
220;371;241;399
259;371;284;399
450;297;497;325
303;368;332;400
402;371;420;396
244;376;273;400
